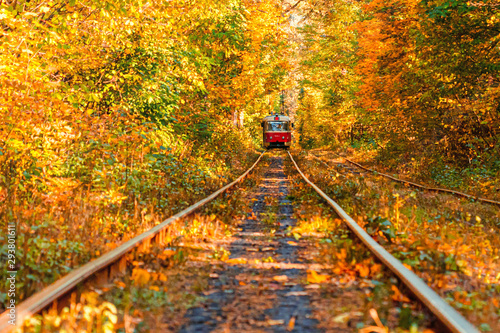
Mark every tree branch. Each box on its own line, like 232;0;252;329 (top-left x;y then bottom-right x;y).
285;0;305;13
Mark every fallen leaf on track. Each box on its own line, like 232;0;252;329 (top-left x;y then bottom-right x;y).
114;281;126;289
332;311;362;324
305;284;320;289
285;291;308;296
225;258;247;264
307;270;330;283
333;313;350;324
159;249;176;260
391;285;411;303
356;263;370;278
358;309;388;333
106;242;118;250
273;275;288;282
403;263;413;271
371;263;382;275
131;268;151;286
359;326;388;333
287;316;296;331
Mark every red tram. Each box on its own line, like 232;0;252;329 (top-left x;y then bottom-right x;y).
261;114;293;149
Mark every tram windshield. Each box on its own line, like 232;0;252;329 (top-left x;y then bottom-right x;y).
267;121;289;131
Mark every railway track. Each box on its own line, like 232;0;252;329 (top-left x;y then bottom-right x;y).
310;151;500;206
1;151;480;332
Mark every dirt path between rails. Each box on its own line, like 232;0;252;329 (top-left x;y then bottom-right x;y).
178;155;323;332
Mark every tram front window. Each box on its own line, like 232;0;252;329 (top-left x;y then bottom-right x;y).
267;121;289;131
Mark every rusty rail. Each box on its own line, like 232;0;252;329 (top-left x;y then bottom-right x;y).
311;152;500;206
0;151;266;332
288;151;479;333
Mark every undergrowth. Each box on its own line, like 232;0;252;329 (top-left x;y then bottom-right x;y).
0;118;260;307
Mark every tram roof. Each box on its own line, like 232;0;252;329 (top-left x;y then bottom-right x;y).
263;114;290;121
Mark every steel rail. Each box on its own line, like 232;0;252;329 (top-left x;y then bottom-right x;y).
0;151;266;333
288;151;479;333
308;153;351;178
312;152;500;206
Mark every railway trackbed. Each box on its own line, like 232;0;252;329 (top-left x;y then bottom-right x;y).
1;151;482;332
309;151;500;206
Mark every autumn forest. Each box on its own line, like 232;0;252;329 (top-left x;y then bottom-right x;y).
1;0;500;331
